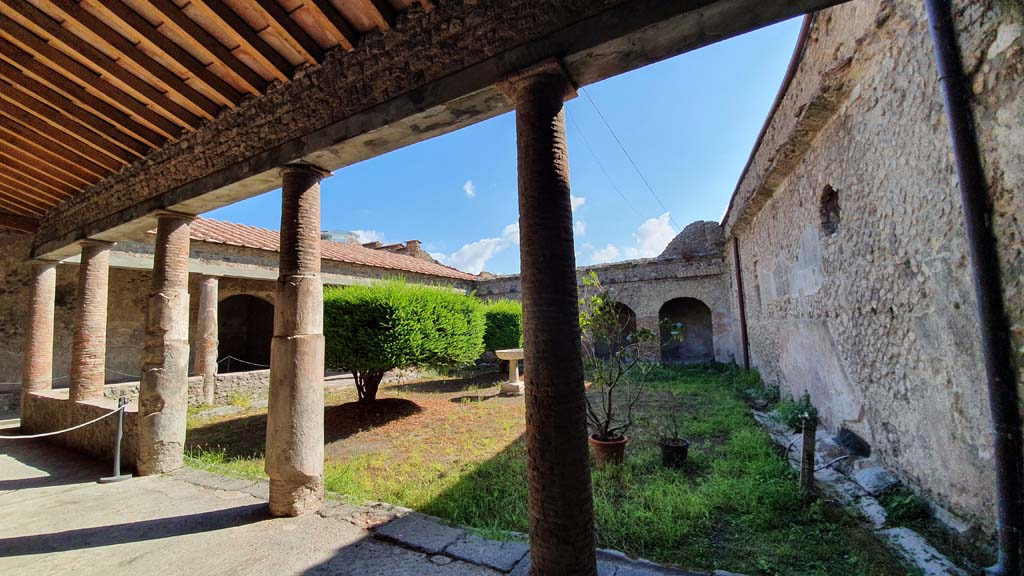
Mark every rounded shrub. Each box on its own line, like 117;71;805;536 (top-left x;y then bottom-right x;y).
324;280;485;402
481;299;523;351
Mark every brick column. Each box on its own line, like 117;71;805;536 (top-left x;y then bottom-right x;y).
266;163;329;516
194;275;219;405
137;212;194;475
69;240;112;402
21;261;57;403
502;61;597;576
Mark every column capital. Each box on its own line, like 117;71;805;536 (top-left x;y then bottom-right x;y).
281;163;331;181
153;209;197;222
498;59;577;103
28;259;59;271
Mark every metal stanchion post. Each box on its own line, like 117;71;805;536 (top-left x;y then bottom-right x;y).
99;397;132;484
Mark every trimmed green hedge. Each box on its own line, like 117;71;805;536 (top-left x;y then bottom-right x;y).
324;281;485;401
481;299;523;352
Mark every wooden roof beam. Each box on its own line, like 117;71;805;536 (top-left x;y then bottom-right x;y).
0;150;78;200
0;107;123;174
0;192;43;217
0;0;202;129
0;210;38;232
0;22;181;139
0;89;137;165
364;0;395;30
85;0;246;109
0;176;55;214
0;120;102;183
46;0;227;116
0;58;151;157
194;0;293;83
253;0;323;65
142;0;266;96
0;137;89;189
306;0;357;51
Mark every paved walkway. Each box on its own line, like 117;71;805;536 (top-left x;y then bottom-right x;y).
0;433;697;576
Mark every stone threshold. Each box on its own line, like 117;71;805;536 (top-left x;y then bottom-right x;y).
172;465;723;576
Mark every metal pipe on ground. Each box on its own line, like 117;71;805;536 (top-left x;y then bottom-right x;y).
924;2;1023;574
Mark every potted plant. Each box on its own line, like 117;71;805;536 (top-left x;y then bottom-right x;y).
659;417;690;469
579;272;674;466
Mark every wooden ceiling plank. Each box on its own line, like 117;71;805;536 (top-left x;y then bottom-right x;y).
0;37;167;148
0;177;54;214
364;0;395;30
252;0;323;65
306;0;357;51
0;0;202;129
0;119;104;182
0;92;138;165
0;193;42;217
194;0;293;83
0;107;125;173
0;58;151;157
88;0;246;108
0;151;77;200
0;21;181;139
47;0;226;116
0;137;86;189
0;210;38;232
142;0;266;95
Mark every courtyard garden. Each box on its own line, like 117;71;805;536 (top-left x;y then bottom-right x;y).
185;363;909;576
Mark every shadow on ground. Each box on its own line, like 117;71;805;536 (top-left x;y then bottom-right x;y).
388;372;505;394
0;436;108;491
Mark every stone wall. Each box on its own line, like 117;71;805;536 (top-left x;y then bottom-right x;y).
20;391;139;471
724;0;1023;530
477;256;736;363
102;369;271;408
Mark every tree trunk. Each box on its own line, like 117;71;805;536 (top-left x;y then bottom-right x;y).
356;371;384;402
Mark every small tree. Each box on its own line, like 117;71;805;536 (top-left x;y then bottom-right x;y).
481;299;523;351
579;272;681;442
324;281;486;402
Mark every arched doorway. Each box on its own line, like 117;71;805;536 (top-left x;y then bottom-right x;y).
217;295;274;373
593;302;637;358
659;298;714;364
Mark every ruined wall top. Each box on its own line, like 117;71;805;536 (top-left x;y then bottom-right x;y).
656;221;724;262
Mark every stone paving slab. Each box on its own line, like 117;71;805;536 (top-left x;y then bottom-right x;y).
445;533;530;572
373;511;466;554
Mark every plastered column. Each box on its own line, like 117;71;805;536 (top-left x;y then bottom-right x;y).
265;163;329;516
502;61;597;576
137;212;194;475
69;240;112;402
194;276;219;405
22;261;57;405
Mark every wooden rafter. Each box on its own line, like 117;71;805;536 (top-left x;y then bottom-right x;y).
0;193;41;217
0;58;151;157
0;176;54;214
252;0;323;65
85;0;245;109
305;0;357;51
364;0;395;30
0;0;202;129
0;119;104;182
0;20;182;138
0;137;89;189
0;112;117;177
46;0;224;117
0;150;77;200
0;103;129;171
193;0;293;83
142;0;267;96
0;210;38;232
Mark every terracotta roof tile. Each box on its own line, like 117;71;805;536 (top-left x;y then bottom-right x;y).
186;218;476;281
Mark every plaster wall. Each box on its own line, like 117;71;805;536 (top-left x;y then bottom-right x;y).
727;0;1023;529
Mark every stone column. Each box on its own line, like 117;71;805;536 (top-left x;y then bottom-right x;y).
194;275;219;405
502;61;597;576
137;212;194;475
21;261;57;403
637;315;662;363
265;163;329;517
69;240;112;402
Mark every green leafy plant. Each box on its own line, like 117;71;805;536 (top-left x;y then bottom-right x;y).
776;392;819;431
481;299;523;351
324;280;486;402
880;490;930;525
579;271;680;442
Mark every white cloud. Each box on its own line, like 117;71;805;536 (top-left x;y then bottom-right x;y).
574;219;586;236
433;221;519;274
591;244;621;264
351;229;385;244
632;213;676;258
463;179;476;199
570;195;585;213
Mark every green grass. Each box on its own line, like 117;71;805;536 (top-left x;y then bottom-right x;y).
187;365;909;575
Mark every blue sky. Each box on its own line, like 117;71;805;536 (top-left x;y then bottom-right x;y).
208;17;802;275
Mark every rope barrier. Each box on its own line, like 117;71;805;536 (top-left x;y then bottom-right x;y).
217;355;271;368
0;405;123;440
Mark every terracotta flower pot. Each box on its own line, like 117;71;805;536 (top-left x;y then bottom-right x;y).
589;434;628;466
659;438;690;469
